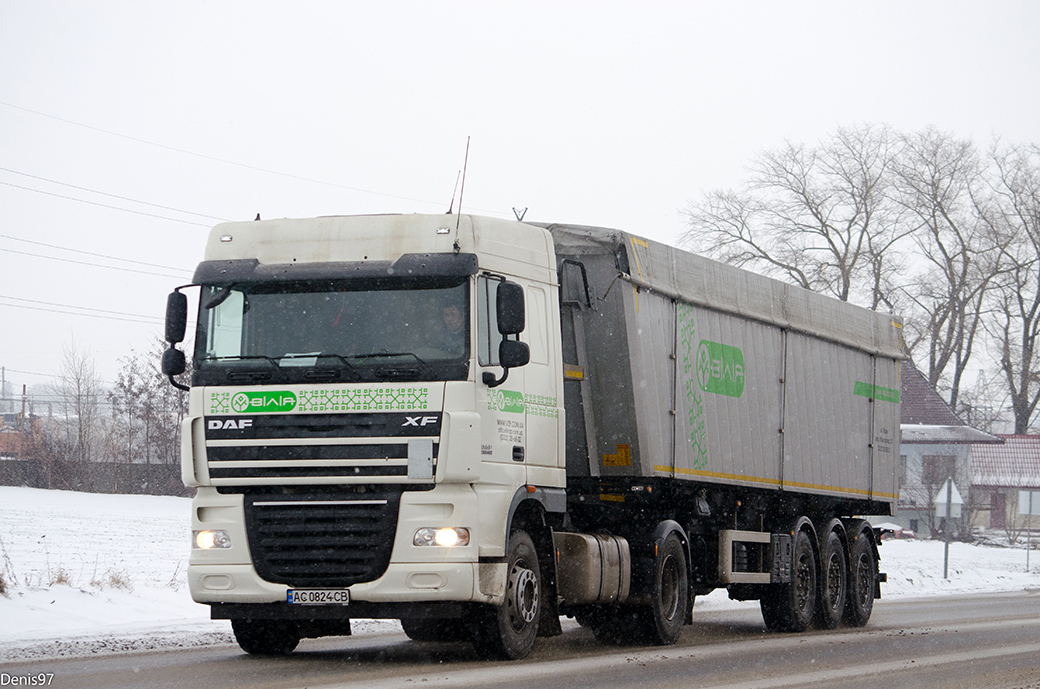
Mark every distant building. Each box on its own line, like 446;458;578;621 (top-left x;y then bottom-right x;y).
897;361;1001;537
970;435;1040;532
0;412;34;459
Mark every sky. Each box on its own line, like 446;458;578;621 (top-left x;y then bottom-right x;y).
1;1;1039;399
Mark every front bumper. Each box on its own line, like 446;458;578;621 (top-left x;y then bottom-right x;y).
189;561;492;605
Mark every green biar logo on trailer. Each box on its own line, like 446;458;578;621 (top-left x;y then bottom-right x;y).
678;304;708;469
696;340;745;398
854;381;900;403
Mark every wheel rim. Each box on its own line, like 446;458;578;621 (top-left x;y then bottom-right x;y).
507;559;539;630
826;552;844;610
660;553;680;620
794;550;813;614
854;552;872;607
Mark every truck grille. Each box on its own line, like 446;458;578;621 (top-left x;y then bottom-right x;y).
243;492;401;587
204;412;440;484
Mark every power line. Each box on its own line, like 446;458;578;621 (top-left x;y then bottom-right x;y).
0;295;163;325
0;180;212;227
1;367;57;378
0;233;192;274
0;247;190;279
0;99;505;214
0;166;231;222
0;294;165;321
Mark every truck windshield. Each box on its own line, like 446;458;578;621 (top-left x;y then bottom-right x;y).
193;277;469;385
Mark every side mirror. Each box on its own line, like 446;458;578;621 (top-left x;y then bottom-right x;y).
166;291;188;344
499;339;530;368
483;284;529;389
496;282;525;335
162;347;186;377
163;290;190;391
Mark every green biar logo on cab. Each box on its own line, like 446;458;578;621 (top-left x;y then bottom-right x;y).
487;389;525;414
230;391;298;413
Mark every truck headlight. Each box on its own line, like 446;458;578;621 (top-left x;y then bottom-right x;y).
413;527;470;547
194;530;232;549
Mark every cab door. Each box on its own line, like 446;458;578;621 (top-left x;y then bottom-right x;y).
475;275;527;472
520;283;563;487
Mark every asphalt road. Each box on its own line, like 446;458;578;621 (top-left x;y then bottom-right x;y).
4;591;1040;689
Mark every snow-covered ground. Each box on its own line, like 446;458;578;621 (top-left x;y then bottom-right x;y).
2;486;1040;662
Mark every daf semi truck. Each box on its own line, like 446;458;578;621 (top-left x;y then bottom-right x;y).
162;213;902;659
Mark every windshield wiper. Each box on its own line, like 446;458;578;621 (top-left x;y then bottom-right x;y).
360;352;438;380
283;353;362;381
202;354;280;367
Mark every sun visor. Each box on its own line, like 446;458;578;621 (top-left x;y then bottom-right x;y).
192;253;479;284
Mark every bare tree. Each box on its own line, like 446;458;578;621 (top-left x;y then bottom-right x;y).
110;353;147;469
52;341;105;466
892;128;1006;410
955;368;1009;434
142;337;190;467
984;143;1040;433
681;123;908;309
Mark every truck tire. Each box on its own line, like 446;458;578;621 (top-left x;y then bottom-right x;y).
231;619;300;655
473;530;540;660
400;618;470;643
815;529;848;630
637;531;687;645
843;526;876;627
759;528;816;632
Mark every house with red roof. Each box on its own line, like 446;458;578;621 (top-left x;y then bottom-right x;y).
971;435;1040;532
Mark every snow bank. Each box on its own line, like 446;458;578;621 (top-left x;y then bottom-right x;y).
2;486;1039;661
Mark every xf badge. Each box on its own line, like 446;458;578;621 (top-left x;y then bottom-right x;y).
403;416;438;427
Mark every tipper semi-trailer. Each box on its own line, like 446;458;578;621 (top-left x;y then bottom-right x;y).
161;213;903;659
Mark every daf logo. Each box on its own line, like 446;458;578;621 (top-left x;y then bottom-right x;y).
208;418;254;430
403;416;438;427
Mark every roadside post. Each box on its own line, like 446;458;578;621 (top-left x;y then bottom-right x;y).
935;479;963;580
1019;489;1040;572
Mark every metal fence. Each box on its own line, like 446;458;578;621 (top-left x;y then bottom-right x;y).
0;459;191;497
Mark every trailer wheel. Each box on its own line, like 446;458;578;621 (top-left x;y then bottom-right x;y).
473;530;540;660
815;530;847;629
231;619;300;656
400;617;470;643
843;527;876;627
759;528;816;632
637;531;687;645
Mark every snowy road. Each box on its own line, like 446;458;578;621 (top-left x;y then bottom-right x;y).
2;591;1040;689
4;487;1040;687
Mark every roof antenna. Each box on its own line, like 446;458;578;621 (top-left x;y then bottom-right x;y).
446;170;461;214
513;207;528;222
453;136;470;254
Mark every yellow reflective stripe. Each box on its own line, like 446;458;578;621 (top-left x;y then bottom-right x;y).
652;465;897;500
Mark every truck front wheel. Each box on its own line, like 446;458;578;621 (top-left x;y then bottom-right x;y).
638;531;687;645
473;530;541;660
231;619;300;655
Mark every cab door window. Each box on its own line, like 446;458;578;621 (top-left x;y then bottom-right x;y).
476;275;505;367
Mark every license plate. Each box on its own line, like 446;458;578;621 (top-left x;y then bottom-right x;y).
287;589;351;606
